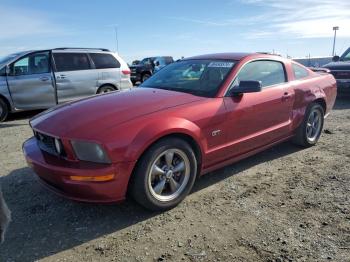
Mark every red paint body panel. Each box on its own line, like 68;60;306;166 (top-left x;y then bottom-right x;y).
23;137;134;202
23;53;337;203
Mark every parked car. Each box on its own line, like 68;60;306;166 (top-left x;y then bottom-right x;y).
129;56;173;85
0;48;132;121
23;53;337;211
323;47;350;90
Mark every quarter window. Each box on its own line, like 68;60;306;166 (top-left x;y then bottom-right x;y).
292;63;309;80
232;60;286;88
89;53;121;69
53;53;91;72
11;52;50;76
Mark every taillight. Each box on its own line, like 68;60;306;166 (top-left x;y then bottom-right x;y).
122;69;131;75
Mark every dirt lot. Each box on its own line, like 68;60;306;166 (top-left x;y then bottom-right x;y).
0;95;349;262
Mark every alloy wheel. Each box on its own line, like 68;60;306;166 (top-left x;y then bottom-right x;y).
306;109;322;142
148;149;190;202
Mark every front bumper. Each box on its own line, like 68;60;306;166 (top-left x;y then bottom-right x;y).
23;137;135;203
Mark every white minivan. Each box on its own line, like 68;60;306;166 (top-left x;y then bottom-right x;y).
0;48;133;121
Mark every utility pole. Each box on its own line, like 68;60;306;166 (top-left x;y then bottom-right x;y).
332;26;339;56
114;26;119;54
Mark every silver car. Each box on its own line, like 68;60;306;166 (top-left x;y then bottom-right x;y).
0;48;133;121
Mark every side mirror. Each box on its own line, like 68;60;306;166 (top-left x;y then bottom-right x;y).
332;55;340;62
231;80;262;96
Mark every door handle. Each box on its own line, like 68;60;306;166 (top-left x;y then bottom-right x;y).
57;74;67;79
39;76;50;81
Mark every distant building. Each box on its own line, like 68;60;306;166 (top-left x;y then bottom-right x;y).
293;56;333;68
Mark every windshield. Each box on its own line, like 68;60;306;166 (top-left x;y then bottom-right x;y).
140;59;236;97
341;48;350;61
140;57;154;65
0;52;26;65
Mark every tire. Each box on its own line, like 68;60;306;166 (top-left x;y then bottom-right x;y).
97;85;116;94
130;138;197;211
141;73;151;83
0;98;9;122
292;102;324;147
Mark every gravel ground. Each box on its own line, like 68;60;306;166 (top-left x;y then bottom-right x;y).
0;95;349;262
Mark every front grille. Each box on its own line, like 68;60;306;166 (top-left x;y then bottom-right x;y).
35;131;65;156
331;70;350;79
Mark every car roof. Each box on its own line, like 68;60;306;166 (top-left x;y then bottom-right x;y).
184;53;252;61
183;52;284;61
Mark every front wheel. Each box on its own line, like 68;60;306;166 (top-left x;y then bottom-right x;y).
130;138;197;211
293;103;324;147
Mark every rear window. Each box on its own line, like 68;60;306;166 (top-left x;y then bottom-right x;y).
292;63;309;80
53;53;91;72
90;53;121;69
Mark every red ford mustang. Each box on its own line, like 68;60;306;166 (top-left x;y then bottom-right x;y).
23;53;337;210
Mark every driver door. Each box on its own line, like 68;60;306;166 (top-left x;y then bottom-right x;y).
6;51;56;110
223;60;294;158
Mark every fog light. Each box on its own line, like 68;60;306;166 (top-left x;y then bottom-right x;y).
69;174;115;182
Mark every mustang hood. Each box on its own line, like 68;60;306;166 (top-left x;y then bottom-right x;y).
31;88;203;139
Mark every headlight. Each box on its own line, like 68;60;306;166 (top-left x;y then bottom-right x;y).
54;138;64;155
71;141;111;164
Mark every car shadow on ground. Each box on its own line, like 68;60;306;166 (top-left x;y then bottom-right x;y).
0;110;43;129
0;141;302;261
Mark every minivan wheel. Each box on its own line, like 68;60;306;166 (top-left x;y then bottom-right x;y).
142;73;151;83
0;99;9;122
130;138;197;211
292;102;324;147
97;85;116;94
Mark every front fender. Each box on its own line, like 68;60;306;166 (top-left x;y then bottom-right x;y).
101;116;204;164
125;117;203;162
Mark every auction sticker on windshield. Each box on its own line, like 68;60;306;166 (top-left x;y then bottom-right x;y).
208;62;234;68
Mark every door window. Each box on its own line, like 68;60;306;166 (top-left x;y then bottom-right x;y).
231;60;286;89
53;53;91;72
11;52;50;76
89;53;120;69
292;63;309;79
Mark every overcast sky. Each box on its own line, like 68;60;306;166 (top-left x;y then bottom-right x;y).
1;0;349;62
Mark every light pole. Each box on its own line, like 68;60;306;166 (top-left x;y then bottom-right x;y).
114;26;119;54
332;26;339;56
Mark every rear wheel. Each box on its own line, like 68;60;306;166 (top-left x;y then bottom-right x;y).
97;85;116;94
293;103;324;147
130;138;197;211
0;98;9;122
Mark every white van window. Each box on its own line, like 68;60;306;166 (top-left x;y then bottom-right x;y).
11;52;50;76
90;53;120;69
53;53;91;72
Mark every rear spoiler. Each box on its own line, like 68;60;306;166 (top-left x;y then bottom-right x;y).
309;67;331;73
